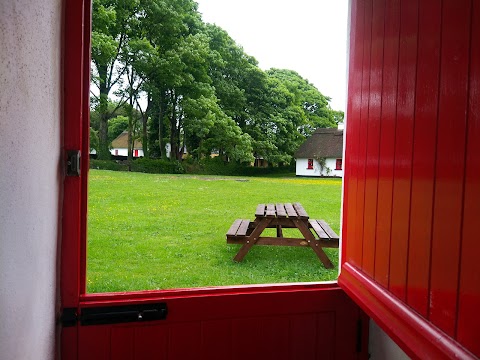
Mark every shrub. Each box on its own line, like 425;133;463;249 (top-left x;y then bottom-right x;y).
129;158;185;174
89;159;128;171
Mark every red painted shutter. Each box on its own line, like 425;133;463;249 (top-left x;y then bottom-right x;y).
339;1;480;358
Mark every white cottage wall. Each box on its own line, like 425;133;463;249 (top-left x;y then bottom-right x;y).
110;148;145;157
296;158;343;177
0;0;62;359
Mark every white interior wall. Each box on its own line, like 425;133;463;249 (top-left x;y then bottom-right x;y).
369;320;411;359
0;0;62;359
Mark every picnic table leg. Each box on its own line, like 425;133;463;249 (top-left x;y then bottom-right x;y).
276;225;283;237
293;219;334;269
233;217;272;262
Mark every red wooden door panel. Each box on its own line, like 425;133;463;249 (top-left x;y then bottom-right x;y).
63;286;367;360
388;0;418;301
373;0;400;289
406;0;441;318
429;0;471;337
457;0;480;354
362;0;384;278
60;2;369;360
340;0;480;358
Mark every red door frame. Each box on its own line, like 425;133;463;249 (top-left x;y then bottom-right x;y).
60;1;368;359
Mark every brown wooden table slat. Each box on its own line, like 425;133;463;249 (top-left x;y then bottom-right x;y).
293;203;309;219
227;219;242;236
284;203;298;218
318;220;339;240
266;204;276;217
275;203;287;217
236;220;251;236
255;204;266;217
309;219;329;239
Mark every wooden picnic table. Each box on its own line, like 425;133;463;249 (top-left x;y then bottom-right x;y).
226;203;339;268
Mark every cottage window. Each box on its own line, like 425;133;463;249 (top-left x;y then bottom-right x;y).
307;158;314;169
335;158;342;170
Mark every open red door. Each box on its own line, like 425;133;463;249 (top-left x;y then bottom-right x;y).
338;0;479;359
60;1;368;359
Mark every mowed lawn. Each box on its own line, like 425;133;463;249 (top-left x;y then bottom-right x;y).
87;170;342;293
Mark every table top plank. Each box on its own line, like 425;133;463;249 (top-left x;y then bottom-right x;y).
255;204;266;217
318;220;339;240
284;203;298;218
293;203;309;219
309;219;329;239
275;203;287;218
266;204;276;217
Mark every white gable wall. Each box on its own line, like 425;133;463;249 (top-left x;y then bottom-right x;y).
296;158;343;177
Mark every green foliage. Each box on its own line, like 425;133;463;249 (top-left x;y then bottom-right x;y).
108;115;129;143
87;170;341;292
90;127;99;152
90;159;128;171
90;0;344;165
129;158;185;174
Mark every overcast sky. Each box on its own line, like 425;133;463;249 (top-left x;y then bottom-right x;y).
195;0;349;112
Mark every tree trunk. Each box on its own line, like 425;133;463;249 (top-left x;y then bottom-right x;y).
158;91;166;159
97;65;111;160
169;91;178;160
141;96;150;158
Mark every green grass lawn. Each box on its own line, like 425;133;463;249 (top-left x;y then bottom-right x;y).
87;170;342;293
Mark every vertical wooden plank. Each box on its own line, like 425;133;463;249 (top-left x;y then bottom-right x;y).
344;0;360;265
389;0;419;300
374;0;400;288
168;323;202;360
78;326;109;360
315;312;335;360
80;0;91;296
344;0;364;266
231;318;262;360
61;0;84;309
289;314;317;359
362;0;385;277
429;0;471;337
406;0;442;317
354;0;373;270
201;320;232;360
110;327;134;360
260;317;290;360
456;1;480;356
134;325;168;360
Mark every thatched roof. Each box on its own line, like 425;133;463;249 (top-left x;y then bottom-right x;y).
111;131;143;149
294;128;343;158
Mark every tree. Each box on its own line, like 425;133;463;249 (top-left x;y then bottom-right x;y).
91;0;140;159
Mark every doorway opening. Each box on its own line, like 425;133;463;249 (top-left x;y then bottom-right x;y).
86;0;348;293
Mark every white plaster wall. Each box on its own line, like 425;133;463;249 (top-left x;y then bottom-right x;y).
324;157;343;177
296;158;343;177
369;320;411;359
296;158;320;176
110;148;145;157
0;0;62;359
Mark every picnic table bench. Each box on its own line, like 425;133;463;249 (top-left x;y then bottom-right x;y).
226;203;339;268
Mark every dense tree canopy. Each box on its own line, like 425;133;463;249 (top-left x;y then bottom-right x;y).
90;0;343;164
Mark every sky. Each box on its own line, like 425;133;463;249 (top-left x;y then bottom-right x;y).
195;0;349;112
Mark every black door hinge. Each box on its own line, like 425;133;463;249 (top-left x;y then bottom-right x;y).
60;303;168;327
60;307;78;327
66;150;81;176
